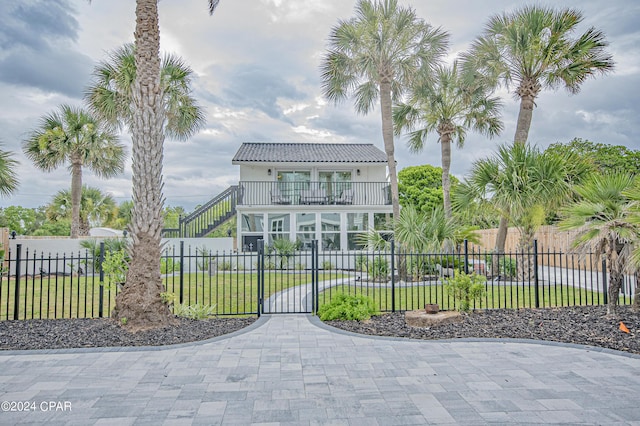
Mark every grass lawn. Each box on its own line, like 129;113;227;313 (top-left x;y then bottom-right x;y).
0;270;343;320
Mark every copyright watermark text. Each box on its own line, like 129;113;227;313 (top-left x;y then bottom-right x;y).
2;401;71;412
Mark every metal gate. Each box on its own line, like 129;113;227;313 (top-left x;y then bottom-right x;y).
257;240;319;314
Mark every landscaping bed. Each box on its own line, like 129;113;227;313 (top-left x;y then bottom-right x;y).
0;306;638;355
326;305;640;355
0;316;256;350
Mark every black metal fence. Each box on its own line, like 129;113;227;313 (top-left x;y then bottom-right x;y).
1;240;636;320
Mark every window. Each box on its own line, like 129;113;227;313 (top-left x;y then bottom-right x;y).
277;171;311;202
241;214;264;251
296;213;316;250
241;214;264;232
321;213;340;250
268;213;290;245
374;213;394;241
319;171;352;202
347;213;368;250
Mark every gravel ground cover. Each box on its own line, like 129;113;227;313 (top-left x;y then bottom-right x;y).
0;306;638;354
326;305;640;355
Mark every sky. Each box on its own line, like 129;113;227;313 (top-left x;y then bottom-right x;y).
0;0;638;213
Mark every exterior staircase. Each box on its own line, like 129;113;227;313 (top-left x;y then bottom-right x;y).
162;185;240;238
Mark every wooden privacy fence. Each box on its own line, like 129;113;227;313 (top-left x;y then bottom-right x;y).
470;226;601;270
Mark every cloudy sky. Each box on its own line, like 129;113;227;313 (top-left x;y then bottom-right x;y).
1;0;638;212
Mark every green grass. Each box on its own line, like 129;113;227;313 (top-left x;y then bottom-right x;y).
0;270;344;320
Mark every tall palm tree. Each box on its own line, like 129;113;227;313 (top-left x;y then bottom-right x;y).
0;141;19;198
559;173;640;316
102;0;219;329
393;61;503;218
461;5;614;253
321;0;449;221
46;186;117;236
23;105;125;239
86;43;205;141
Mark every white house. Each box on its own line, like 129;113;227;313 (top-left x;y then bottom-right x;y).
232;142;394;251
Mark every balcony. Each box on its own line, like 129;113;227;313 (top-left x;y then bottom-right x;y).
238;181;391;206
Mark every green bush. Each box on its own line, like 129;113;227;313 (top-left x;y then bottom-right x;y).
485;255;517;277
318;293;379;321
368;256;389;281
173;303;218;320
322;260;333;270
160;257;181;274
444;272;486;312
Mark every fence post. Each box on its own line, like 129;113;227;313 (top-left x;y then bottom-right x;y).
463;239;469;275
257;239;264;316
179;241;184;304
602;257;608;305
311;240;317;315
533;239;540;308
391;239;395;313
13;244;22;320
98;242;105;318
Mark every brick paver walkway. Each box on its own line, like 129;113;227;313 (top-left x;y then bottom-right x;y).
1;315;639;425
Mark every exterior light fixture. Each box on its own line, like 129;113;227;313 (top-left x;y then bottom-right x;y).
356;169;361;176
268;168;272;176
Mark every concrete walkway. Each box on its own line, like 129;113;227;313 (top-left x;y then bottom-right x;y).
1;315;639;425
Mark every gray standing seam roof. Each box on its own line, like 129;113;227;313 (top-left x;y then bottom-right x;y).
232;142;388;163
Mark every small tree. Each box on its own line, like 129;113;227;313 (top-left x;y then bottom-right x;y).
445;272;486;312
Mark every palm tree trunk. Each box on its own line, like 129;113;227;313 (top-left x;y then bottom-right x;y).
440;132;452;219
496;80;537;252
514;78;539;145
113;0;172;330
379;80;400;221
606;242;623;317
70;160;82;239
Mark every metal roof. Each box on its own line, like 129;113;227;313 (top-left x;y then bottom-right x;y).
232;143;388;164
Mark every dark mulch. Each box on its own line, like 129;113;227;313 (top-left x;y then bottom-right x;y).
0;317;257;351
1;306;638;354
326;305;640;355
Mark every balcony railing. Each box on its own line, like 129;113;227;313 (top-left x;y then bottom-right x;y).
238;181;391;206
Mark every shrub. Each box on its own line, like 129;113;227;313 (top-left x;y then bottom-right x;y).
368;256;389;281
173;303;218;320
160;258;181;274
196;245;211;271
272;238;297;269
318;293;379;321
322;260;333;270
485;255;517;277
102;250;128;288
444;272;486;312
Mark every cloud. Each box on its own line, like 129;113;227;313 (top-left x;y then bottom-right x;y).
0;0;92;98
205;64;306;122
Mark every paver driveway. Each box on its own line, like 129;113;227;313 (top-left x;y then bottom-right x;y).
1;314;639;425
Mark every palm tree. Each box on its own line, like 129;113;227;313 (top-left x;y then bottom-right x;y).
86;43;205;141
47;186;118;236
393;61;503;218
559;173;640;316
464;143;586;278
0;142;19;198
23;105;125;239
320;0;449;221
100;0;220;329
461;5;614;253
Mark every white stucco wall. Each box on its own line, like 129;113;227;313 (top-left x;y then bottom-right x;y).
5;237;234;275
